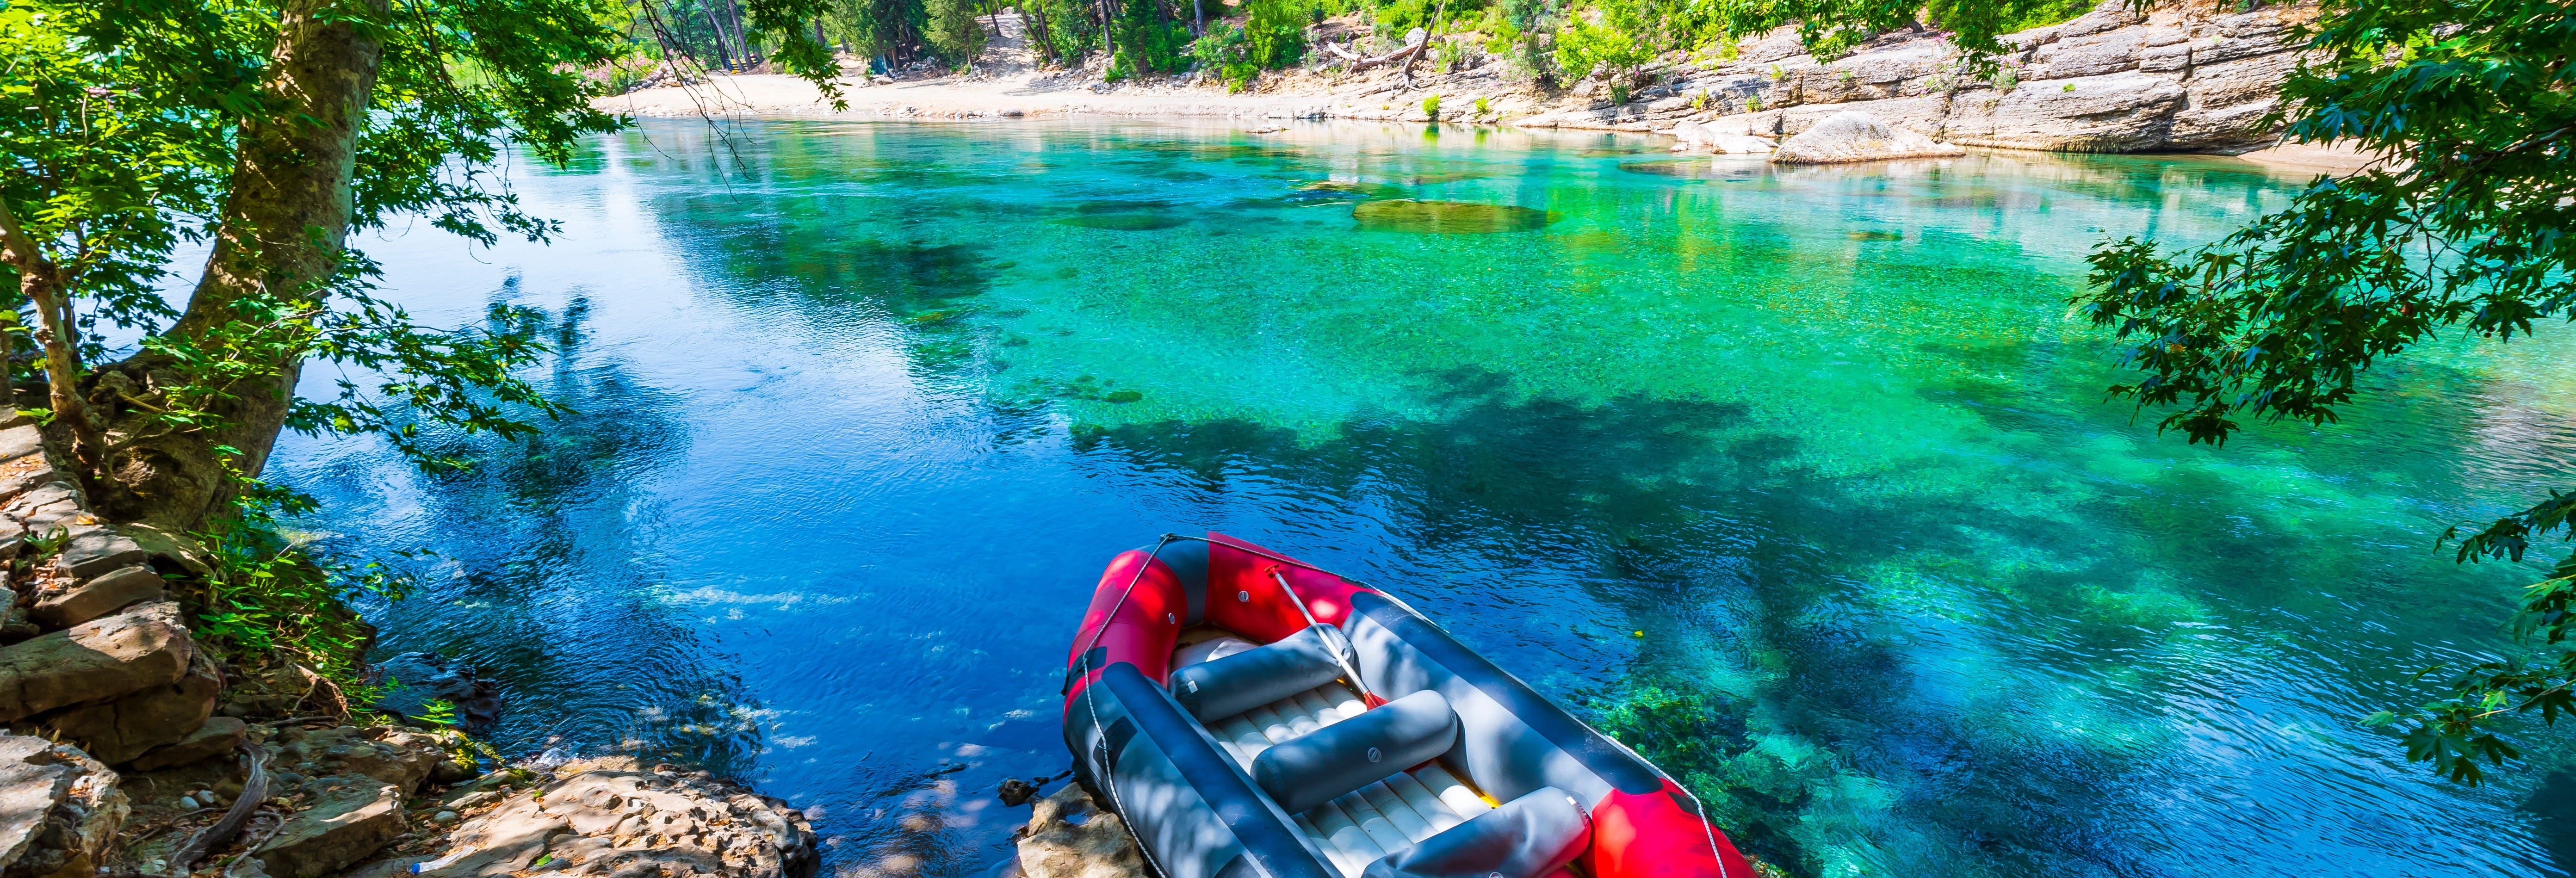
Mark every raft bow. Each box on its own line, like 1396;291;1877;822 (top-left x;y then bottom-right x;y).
1061;533;1755;878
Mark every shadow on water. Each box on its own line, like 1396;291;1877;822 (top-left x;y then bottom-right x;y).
1048;361;2524;877
309;297;770;776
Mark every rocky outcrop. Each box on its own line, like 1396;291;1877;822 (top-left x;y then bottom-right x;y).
1769;111;1965;163
345;757;818;878
126;717;247;772
1667;118;1776;155
0;601;194;723
252;724;452;877
33;649;221;764
262;778;408;878
29;565;164;630
1620;1;2317;153
0;735;125;878
1015;785;1141;878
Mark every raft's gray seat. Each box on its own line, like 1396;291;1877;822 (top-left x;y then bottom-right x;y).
1253;690;1459;814
1360;786;1590;878
1171;624;1353;722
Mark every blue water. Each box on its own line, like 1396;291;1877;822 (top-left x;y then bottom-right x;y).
272;118;2576;878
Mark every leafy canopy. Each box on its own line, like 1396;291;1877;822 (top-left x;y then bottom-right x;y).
2066;0;2576;785
0;0;842;473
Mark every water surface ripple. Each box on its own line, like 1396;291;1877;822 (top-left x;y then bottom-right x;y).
273;119;2576;878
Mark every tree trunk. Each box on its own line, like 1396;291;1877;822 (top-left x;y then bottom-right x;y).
99;0;390;532
702;3;737;69
720;0;755;70
0;207;109;482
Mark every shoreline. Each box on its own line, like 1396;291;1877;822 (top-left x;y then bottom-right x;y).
593;74;2379;176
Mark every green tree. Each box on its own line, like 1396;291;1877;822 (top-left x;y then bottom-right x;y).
0;0;844;534
1658;0;2576;787
2066;0;2576;785
925;0;988;62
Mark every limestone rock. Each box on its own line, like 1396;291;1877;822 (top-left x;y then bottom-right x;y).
35;649;220;764
0;601;192;722
271;726;445;793
1666;120;1776;155
2;485;83;536
1634;0;2318;153
1770;111;1964;164
113;524;214;579
1941;74;2190;152
256;778;406;878
128;717;248;771
1017;785;1141;878
54;527;145;580
29;565;165;630
348;757;816;878
0;735;126;878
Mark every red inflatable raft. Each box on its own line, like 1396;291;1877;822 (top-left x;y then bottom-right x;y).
1060;533;1755;878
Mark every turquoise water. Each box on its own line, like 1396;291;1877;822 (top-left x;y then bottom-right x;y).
273;118;2576;877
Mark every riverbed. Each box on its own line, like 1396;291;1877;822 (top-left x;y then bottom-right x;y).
273;118;2576;877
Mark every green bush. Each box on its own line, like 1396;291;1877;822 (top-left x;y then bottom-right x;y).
1421;94;1441;118
184;483;413;699
1192;23;1259;91
1242;0;1313;68
1555;0;1655;83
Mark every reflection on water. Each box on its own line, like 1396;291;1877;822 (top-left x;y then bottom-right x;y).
273;118;2576;878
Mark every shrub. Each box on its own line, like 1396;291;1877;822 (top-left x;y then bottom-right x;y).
1193;23;1259;91
1242;0;1313;68
1422;94;1441;118
1473;96;1491;115
1991;65;2020;90
1555;0;1655;83
1744;93;1762;111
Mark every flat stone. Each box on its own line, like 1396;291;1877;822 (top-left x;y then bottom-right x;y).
0;734;126;878
1017;784;1140;878
0;602;192;722
351;757;815;878
0;427;40;464
258;778;407;878
35;649;219;764
128;716;248;771
53;528;145;580
29;565;164;630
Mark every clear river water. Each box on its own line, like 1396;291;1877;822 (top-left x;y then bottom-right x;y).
270;118;2576;878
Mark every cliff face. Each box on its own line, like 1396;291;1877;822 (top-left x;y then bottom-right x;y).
1536;1;2316;154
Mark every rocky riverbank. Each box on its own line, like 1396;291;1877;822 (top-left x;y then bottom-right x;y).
598;0;2360;168
0;416;813;878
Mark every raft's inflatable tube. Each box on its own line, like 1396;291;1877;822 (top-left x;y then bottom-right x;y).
1062;533;1755;878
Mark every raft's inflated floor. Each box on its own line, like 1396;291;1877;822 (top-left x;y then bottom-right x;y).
1178;637;1495;878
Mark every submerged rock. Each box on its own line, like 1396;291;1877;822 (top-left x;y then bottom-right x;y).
372;652;503;731
1770;111;1966;164
1351;200;1555;234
